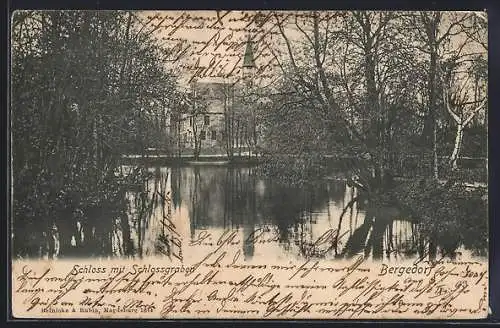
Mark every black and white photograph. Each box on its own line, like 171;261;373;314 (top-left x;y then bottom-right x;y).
10;10;489;319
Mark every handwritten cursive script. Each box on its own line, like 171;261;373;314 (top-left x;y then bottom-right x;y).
12;227;488;319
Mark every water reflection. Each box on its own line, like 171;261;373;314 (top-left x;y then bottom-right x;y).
15;164;486;261
109;166;430;262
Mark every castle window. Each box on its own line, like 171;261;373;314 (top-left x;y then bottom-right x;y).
200;131;206;140
211;130;217;140
204;115;210;126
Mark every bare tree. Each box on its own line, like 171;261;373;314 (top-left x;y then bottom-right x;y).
441;56;487;170
408;11;476;179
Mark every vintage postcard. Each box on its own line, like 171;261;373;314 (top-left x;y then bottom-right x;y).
10;10;488;319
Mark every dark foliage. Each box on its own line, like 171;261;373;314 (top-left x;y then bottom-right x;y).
11;11;178;258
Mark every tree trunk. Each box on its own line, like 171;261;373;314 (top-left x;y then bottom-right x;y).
177;116;181;158
224;88;231;159
237;120;242;156
192;125;199;160
450;124;464;171
358;13;386;189
93;116;98;184
194;135;201;160
433;121;439;179
426;46;439;180
227;89;235;160
426;14;440;181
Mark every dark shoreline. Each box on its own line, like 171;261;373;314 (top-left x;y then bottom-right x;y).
120;154;262;166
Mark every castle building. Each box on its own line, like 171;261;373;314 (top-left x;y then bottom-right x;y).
173;36;257;155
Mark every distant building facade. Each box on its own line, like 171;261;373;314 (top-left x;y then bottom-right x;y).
179;82;227;149
172;36;257;154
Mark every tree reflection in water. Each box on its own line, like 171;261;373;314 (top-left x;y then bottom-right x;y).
56;165;484;261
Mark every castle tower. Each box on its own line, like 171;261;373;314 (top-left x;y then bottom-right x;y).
241;35;256;85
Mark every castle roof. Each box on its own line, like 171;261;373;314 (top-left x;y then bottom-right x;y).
242;36;256;68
